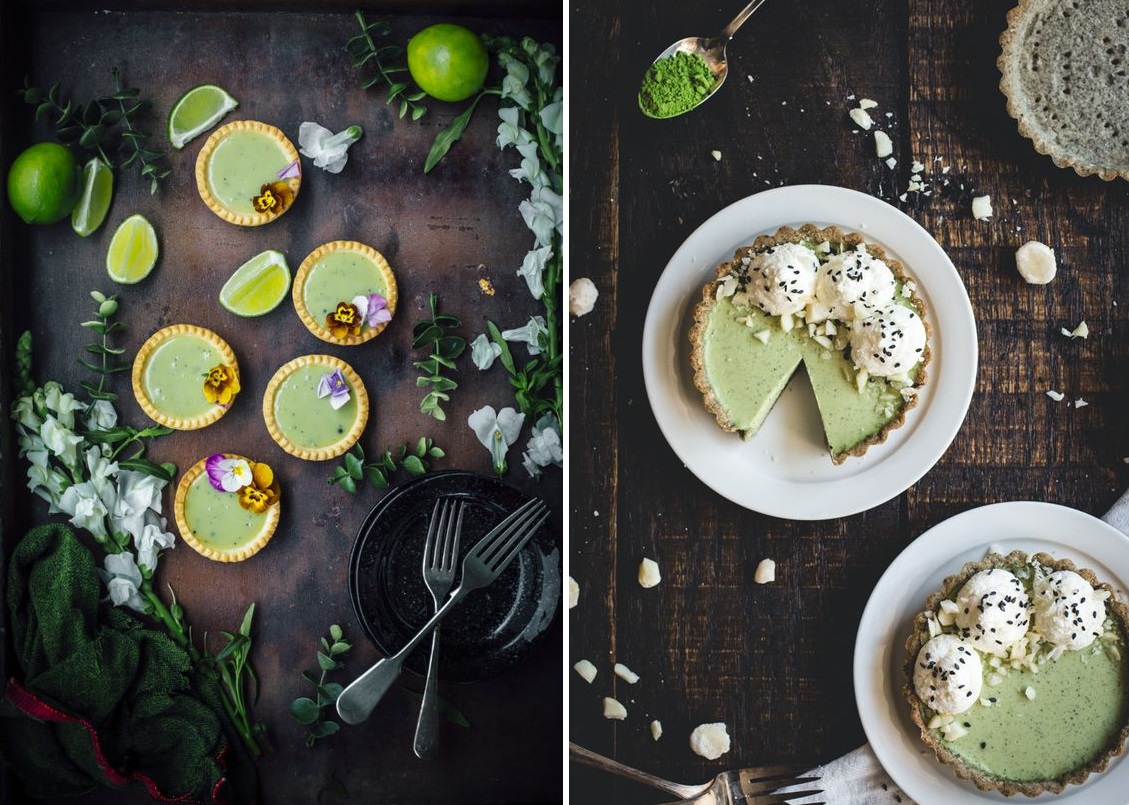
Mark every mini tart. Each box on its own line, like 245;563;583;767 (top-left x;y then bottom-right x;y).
688;224;931;464
132;324;238;430
195;120;301;226
904;550;1129;796
263;354;368;460
174;454;280;563
292;240;398;345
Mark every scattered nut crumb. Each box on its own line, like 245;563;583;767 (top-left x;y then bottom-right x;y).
1075;398;1089;409
650;720;663;741
569;277;599;317
972;195;993;221
754;558;776;584
1015;241;1057;284
689;722;730;759
568;576;579;608
574;659;597;683
477;277;496;296
874;130;893;158
603;697;627;720
638;557;661;588
1046;390;1065;401
614;662;640;684
710;149;722;161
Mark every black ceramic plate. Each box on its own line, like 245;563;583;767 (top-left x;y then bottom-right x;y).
348;470;560;682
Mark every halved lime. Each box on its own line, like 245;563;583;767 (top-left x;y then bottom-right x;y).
106;214;159;284
168;84;239;150
219;249;291;317
71;157;114;237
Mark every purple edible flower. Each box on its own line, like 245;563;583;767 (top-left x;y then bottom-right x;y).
316;369;351;410
277;159;301;180
351;293;393;328
205;453;253;492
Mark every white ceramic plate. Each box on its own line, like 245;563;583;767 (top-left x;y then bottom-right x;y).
641;185;977;520
855;501;1129;804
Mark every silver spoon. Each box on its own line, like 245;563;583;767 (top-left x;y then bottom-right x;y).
639;0;773;119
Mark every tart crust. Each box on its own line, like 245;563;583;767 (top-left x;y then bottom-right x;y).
903;550;1129;796
174;454;280;563
688;223;931;464
292;240;398;345
131;323;238;431
262;354;369;460
194;120;301;226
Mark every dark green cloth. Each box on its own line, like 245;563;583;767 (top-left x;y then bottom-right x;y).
0;523;253;802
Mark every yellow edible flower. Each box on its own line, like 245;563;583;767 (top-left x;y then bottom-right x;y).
251;181;294;215
203;364;240;407
237;461;281;514
326;301;362;339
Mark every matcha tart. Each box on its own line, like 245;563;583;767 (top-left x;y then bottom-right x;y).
263;354;368;460
904;550;1129;796
292;240;398;345
132;324;240;430
195;120;301;226
174;454;281;563
689;224;930;464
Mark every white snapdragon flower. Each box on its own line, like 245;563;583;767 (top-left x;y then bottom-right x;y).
58;481;110;541
85;399;118;431
299;122;363;174
84;445;119;509
502;316;548;356
11;395;41;431
517;245;552;299
470;334;502;371
497;107;535;151
519;186;563;248
135;511;175;573
521;414;563;478
100;552;148;612
499;52;533;110
111;470;166;543
17;432;49;470
468;406;526;476
42;382;82;430
40;415;84;471
27;463;67;511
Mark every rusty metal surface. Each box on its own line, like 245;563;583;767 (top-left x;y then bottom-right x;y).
1;6;561;804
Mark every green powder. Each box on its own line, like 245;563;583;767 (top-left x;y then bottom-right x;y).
638;50;714;118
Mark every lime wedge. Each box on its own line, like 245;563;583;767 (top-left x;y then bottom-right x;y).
219;250;291;317
106;214;159;284
71;157;114;237
168;84;239;150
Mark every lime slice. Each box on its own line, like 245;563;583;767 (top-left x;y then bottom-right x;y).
167;84;239;150
71;157;114;237
219;249;291;317
106;214;159;284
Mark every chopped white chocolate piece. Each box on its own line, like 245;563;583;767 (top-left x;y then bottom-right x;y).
859;98;879;109
1025;686;1037;700
603;697;627;720
885;156;897;169
972;195;993;221
874;130;893;158
1074;398;1089;409
568;576;579;608
754;558;776;584
716;275;739;299
1015;241;1057;284
569;278;599;317
849;107;874;130
1046;390;1065;402
711;150;722;161
614;663;640;684
689;722;730;759
650;720;663;741
638;557;661;588
911;160;925;173
573;659;597;683
779;312;795;333
753;329;771;344
1071;321;1089;339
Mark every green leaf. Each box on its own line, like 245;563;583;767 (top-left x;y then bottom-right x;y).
487;321;517;374
344;451;363;480
424;93;484;173
411;324;443;348
310;720;341;739
320;682;344;701
329;641;351;656
290;697;321;725
317;652;337;672
364;467;389;489
429;447;446;459
239;603;256;638
432;314;461;328
437;336;466;359
415;437;428;458
411;106;426;122
116;457;175;481
81;320;107;333
401;455;426;476
329;624;343;642
339;475;357;495
381;450;396;472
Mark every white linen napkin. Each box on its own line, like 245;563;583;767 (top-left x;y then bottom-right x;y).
778;492;1129;805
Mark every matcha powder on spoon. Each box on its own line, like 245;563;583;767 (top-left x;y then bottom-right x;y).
638;50;715;118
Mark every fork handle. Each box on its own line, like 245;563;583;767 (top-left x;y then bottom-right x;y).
569;743;700;799
412;628;442;758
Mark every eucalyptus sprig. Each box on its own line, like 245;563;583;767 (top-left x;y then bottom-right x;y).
413;293;466;420
328;438;445;494
346;11;428;121
203;603;267;755
19;68;170;193
79;290;128;402
290;625;352;747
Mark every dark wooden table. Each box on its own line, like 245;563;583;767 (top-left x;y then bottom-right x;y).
569;0;1129;800
0;3;561;804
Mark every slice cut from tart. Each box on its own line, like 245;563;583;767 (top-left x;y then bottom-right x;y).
689;224;930;464
904;550;1129;796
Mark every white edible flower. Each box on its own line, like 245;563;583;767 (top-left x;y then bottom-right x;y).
298;122;362;174
539;99;563;137
42;381;82;430
497;106;536;151
11;395;41;431
27;463;67;512
499;51;534;110
502;315;548;356
522;413;562;478
509;140;549;190
58;481;110;541
100;552;148;612
111;470;166;543
517;244;552;299
518;186;563;248
470;334;503;371
40;415;84;471
468;406;525;476
569;278;599;317
84;399;118;431
135;513;176;573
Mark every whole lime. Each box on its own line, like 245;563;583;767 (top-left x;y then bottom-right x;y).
7;142;81;225
407;23;489;103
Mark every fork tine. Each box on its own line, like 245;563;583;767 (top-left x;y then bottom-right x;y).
469;498;541;562
422;497;445;571
743;776;820;794
747;790;824;805
479;501;547;567
486;509;549;573
443;500;464;570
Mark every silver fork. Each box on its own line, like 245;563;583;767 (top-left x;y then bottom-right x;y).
337;496;550;725
570;743;824;805
413;496;464;759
